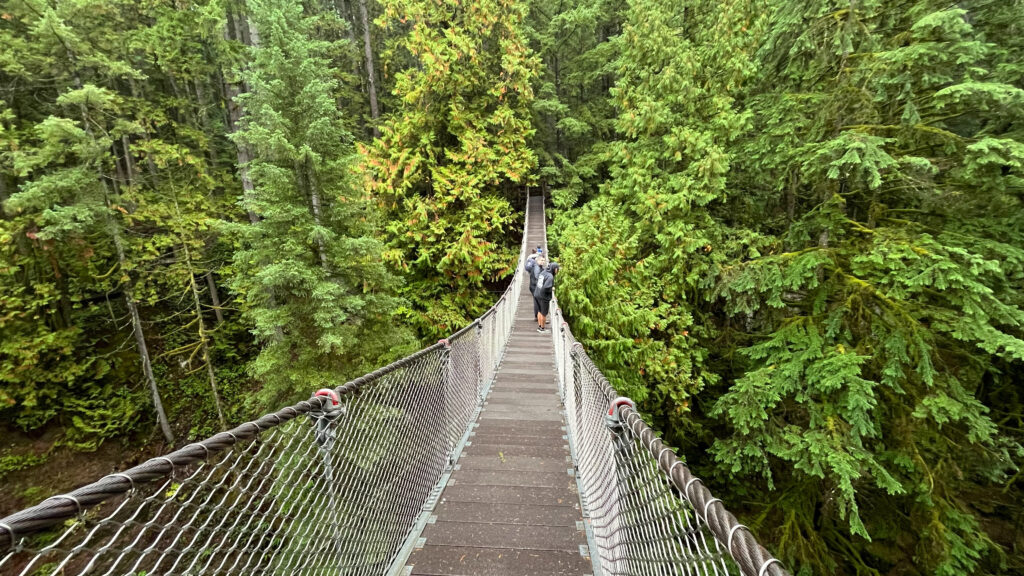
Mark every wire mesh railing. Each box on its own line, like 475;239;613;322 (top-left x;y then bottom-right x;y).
0;195;530;576
541;207;788;576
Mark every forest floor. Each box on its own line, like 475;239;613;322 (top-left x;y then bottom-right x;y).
0;427;163;517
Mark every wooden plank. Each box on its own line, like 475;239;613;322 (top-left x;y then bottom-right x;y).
486;392;560;405
481;404;561;415
469;433;566;447
451;469;572;488
486;385;557;395
472;421;564;435
463;443;567;458
458;454;568;473
440;484;576;506
432;501;581;525
420;522;583;550
408;545;590;576
480;411;562;422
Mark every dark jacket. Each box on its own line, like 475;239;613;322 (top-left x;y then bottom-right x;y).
534;269;554;302
528;258;544;292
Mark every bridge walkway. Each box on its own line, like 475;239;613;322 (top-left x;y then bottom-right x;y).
406;195;591;575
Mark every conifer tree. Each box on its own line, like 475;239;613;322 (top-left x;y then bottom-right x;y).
527;0;623;207
228;0;409;408
709;3;1024;573
363;0;539;336
553;0;1024;573
554;0;757;426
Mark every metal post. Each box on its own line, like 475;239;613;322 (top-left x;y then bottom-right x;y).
310;389;345;571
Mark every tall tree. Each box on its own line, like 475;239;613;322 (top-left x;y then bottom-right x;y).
363;0;539;337
554;0;757;429
358;0;380;135
710;3;1024;573
527;0;623;207
554;0;1024;574
228;0;410;408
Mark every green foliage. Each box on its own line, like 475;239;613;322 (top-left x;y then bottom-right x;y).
554;0;759;430
227;0;412;409
363;0;539;337
3;0;1024;574
526;0;624;210
549;0;1024;574
0;452;48;481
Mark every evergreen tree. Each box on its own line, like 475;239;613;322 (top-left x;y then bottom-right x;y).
228;0;410;408
554;0;1024;573
2;0;259;447
554;0;758;434
363;0;539;337
527;0;623;208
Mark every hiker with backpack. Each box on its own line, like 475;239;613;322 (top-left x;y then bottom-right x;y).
527;248;547;324
525;246;543;283
526;246;542;272
534;262;559;333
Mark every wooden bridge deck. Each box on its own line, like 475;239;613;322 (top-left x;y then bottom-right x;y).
406;196;592;575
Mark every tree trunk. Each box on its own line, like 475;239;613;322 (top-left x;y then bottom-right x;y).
121;135;136;185
224;9;260;225
206;271;225;325
127;77;161;182
358;0;380;137
125;287;176;444
222;7;284;341
300;157;330;270
193;79;219;169
101;195;175;444
103;190;175;444
185;243;227;428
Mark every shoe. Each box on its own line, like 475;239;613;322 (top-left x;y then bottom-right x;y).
537;327;549;333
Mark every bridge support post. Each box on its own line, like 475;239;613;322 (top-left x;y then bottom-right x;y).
310;389;345;571
437;338;457;468
476;321;485;401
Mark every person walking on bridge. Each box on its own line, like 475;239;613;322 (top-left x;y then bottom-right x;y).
527;248;546;324
526;246;542;271
534;262;558;333
526;246;544;287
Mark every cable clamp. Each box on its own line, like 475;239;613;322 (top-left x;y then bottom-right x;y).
105;472;136;492
727;523;748;556
604;397;636;430
758;558;783;576
310;389;346;448
45;494;83;516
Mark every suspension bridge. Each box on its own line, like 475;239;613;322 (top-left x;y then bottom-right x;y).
0;193;788;576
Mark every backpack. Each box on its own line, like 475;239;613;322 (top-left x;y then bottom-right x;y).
528;255;546;291
534;269;554;300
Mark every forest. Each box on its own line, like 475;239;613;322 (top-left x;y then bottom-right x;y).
1;0;1022;574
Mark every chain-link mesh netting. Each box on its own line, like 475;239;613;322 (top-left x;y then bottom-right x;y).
0;197;530;576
